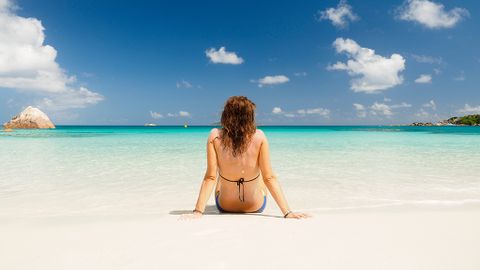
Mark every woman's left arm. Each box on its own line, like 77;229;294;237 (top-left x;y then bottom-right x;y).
182;129;218;219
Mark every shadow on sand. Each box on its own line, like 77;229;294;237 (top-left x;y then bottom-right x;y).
169;205;281;218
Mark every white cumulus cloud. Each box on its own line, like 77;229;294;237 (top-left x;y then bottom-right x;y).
397;0;469;29
205;47;244;65
390;102;412;109
457;104;480;115
253;75;290;88
179;111;190;117
317;0;359;28
353;103;367;118
272;106;330;118
370;102;393;116
36;87;104;111
415;74;432;84
272;107;283;114
415;108;431;118
163;111;191;118
150;111;164;119
328;38;405;93
416;100;437;119
355;101;411;117
353;103;365;110
0;0;103;110
422;100;436;110
297;108;330;118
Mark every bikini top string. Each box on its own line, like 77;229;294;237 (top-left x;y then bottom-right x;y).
219;173;260;202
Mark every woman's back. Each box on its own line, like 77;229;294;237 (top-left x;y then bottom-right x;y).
210;127;267;211
211;127;265;180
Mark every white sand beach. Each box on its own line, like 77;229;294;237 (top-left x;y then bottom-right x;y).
2;126;480;269
1;208;479;270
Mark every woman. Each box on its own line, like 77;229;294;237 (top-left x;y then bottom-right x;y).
184;96;310;219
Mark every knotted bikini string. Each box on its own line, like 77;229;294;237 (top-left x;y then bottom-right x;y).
219;173;260;202
236;178;245;202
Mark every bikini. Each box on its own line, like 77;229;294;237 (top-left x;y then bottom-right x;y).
212;135;267;213
215;178;267;213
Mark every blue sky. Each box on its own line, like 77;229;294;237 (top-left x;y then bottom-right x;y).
0;0;479;125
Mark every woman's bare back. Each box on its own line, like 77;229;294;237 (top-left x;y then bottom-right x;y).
210;128;267;212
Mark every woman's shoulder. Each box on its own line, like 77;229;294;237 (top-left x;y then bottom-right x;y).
254;128;267;141
207;128;220;141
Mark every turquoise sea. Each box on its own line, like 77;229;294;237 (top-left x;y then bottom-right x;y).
1;126;480;219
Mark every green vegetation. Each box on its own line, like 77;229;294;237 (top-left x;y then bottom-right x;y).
447;114;480;126
411;114;480;126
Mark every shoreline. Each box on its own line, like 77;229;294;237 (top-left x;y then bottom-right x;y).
3;124;480;128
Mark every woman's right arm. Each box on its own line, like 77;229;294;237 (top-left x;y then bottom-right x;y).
258;132;310;219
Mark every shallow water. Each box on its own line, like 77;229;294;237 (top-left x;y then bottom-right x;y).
1;126;480;219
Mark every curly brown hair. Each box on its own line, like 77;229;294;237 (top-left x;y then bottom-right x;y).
220;96;257;157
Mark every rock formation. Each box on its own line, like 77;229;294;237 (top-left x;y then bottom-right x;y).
3;106;55;129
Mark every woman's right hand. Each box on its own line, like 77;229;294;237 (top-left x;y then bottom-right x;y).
285;212;311;219
179;211;203;220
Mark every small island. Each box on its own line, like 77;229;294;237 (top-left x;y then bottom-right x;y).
411;114;480;126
